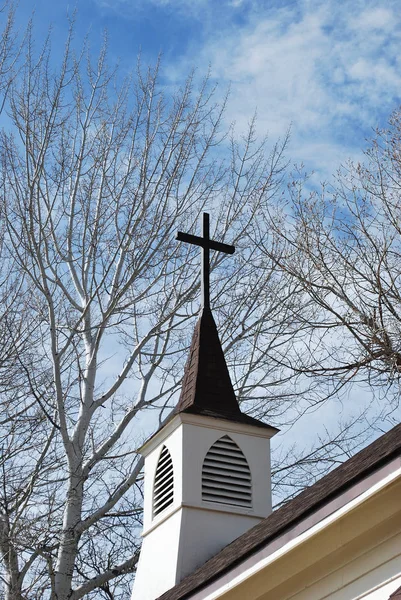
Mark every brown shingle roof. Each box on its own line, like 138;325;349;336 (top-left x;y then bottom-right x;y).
158;421;401;600
176;307;239;415
176;307;274;429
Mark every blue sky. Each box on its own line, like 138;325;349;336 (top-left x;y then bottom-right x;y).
7;0;401;487
13;0;401;180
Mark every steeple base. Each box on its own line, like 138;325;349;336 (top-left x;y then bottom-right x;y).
131;505;262;600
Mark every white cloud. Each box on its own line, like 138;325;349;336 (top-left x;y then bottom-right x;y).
164;0;401;179
350;7;395;32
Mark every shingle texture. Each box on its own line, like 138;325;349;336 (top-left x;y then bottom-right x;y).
157;421;401;600
176;307;274;430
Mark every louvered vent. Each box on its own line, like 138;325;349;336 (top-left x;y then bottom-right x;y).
153;446;174;517
202;435;252;508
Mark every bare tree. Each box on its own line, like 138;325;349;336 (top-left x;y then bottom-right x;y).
257;110;401;424
0;7;389;598
0;20;315;598
0;1;23;114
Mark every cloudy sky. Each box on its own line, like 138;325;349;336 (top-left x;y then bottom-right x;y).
13;0;401;180
8;0;401;461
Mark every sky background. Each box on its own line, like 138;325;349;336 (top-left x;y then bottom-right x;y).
7;0;401;478
12;0;401;180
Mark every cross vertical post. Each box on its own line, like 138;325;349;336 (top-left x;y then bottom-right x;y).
176;212;235;311
202;213;210;309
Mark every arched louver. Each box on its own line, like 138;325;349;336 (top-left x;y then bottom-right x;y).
153;446;174;517
202;435;252;508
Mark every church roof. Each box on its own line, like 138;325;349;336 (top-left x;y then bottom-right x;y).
175;306;274;430
157;420;401;600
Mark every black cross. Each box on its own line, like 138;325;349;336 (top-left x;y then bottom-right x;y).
176;213;235;310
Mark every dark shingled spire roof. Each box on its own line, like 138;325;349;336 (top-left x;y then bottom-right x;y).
175;307;275;430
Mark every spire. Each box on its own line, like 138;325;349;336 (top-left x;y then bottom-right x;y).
176;306;240;417
175;213;272;429
175;306;272;429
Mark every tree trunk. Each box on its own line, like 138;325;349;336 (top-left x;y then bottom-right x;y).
54;472;84;600
0;516;23;600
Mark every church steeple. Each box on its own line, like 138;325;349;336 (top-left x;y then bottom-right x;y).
176;305;239;416
131;214;278;600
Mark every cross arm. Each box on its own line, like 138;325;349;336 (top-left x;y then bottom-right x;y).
176;232;235;255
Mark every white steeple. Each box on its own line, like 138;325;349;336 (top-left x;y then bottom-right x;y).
131;308;278;600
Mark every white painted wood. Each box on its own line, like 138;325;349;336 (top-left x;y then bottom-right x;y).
131;510;183;600
131;413;276;600
186;462;401;600
287;531;401;600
